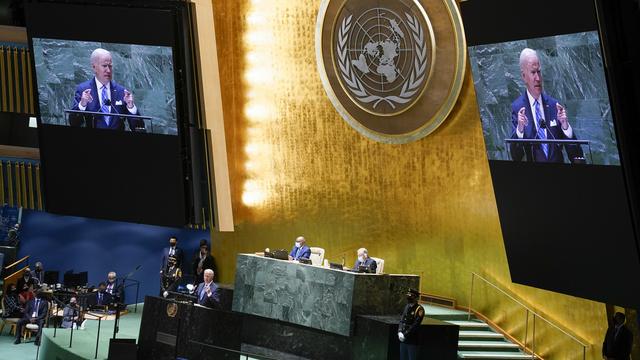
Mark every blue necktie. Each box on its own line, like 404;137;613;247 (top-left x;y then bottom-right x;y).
101;85;111;126
534;99;548;158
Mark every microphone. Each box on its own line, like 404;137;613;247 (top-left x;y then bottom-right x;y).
539;119;556;139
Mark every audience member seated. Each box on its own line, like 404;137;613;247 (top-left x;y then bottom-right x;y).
353;248;377;273
160;255;182;298
31;262;45;285
2;284;24;318
14;289;49;346
105;271;124;303
19;284;35;306
17;268;36;292
288;236;311;261
192;240;216;285
92;282;113;308
4;223;20;246
61;297;86;330
195;269;220;309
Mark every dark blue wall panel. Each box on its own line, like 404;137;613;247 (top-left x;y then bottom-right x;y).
18;210;209;304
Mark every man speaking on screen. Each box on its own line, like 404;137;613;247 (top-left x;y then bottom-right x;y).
69;48;145;131
510;48;583;163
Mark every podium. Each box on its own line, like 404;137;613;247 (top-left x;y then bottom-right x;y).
505;138;592;164
64;109;154;132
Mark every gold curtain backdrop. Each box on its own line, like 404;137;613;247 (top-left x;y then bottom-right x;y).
206;0;608;358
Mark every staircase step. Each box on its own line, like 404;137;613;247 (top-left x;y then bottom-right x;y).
459;331;505;340
458;341;520;350
448;320;491;329
422;304;472;321
458;351;535;359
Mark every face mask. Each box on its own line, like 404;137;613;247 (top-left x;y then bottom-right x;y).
358;256;365;263
295;242;301;248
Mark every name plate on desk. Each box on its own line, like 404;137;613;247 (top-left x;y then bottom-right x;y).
232;254;419;336
156;332;177;347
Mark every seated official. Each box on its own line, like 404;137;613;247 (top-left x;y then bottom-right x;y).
353;248;377;273
105;271;124;303
288;236;311;261
17;268;36;293
61;297;86;330
195;269;220;309
2;283;24;318
160;255;182;297
19;284;35;306
31;262;45;285
14;290;49;346
91;282;113;308
192;240;216;285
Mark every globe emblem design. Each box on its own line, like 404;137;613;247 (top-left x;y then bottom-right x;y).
336;7;428;115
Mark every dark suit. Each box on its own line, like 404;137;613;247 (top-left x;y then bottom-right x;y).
92;291;113;307
289;245;311;260
16;275;35;292
602;324;633;360
70;78;145;131
15;298;49;344
195;281;220;309
510;91;583;163
192;253;216;285
31;270;44;285
162;246;185;269
353;257;377;273
105;280;124;304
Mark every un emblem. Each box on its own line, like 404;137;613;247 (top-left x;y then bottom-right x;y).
316;0;466;143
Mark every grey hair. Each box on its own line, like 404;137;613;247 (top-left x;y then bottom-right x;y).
90;48;111;65
357;248;368;256
519;48;539;71
204;269;214;276
108;271;116;277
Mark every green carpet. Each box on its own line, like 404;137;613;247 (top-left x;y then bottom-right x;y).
0;304;143;360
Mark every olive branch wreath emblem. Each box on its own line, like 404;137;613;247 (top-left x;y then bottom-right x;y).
336;13;428;110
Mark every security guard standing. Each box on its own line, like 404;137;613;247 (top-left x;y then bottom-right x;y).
398;288;425;360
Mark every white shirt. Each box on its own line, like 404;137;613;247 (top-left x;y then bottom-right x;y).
78;78;137;114
516;90;572;138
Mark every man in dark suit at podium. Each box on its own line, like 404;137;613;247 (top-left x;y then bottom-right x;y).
14;290;49;346
69;48;145;131
195;269;220;309
510;48;583;163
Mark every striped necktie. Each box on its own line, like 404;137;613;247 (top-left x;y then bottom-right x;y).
534;99;548;158
101;85;111;126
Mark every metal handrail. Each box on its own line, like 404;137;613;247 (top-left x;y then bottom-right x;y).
468;272;588;359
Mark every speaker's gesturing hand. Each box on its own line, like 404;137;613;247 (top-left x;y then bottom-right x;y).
517;107;528;133
80;89;92;107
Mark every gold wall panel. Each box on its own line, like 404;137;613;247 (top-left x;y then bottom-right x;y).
209;0;608;358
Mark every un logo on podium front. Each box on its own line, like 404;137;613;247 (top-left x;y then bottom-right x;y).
316;0;466;144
